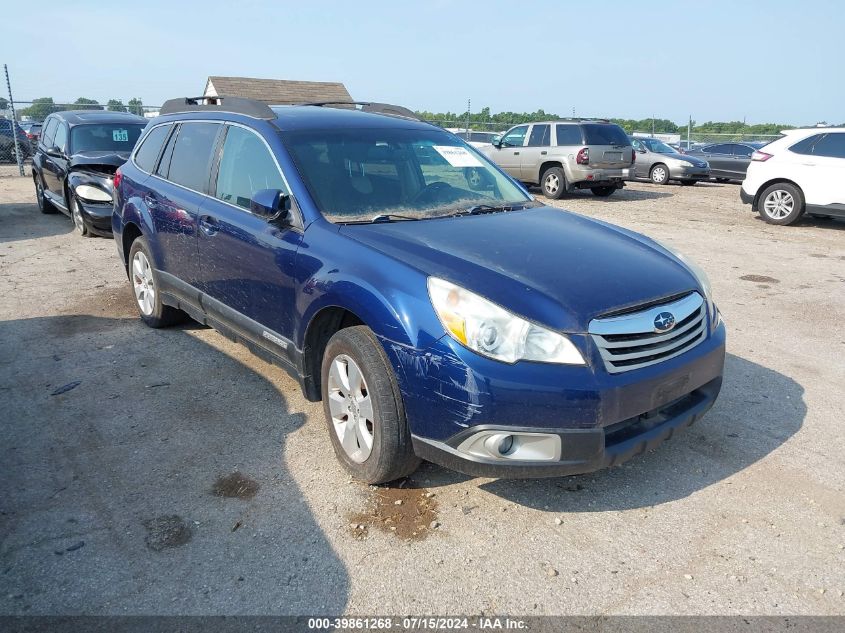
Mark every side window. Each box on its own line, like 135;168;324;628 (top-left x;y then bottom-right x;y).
52;123;68;153
134;124;171;173
631;139;644;151
165;122;220;192
789;135;820;155
41;118;58;148
215;126;286;209
156;124;179;178
555;124;583;146
730;144;752;157
808;133;845;159
706;144;731;154
527;124;550;147
501;125;528;147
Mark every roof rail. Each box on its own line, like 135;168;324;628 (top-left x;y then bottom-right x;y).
296;101;422;121
555;117;611;123
159;96;276;120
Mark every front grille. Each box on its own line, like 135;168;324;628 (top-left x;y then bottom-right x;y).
589;292;707;374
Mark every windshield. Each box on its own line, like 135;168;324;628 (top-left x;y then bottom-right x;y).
70;124;146;154
282;127;532;222
640;138;677;154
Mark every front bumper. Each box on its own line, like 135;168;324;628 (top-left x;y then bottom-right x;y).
77;198;114;235
388;320;726;478
671;166;710;181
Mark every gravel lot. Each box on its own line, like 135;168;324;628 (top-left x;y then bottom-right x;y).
1;170;844;616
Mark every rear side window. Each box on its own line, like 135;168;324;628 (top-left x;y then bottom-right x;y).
41;118;58;148
581;124;629;146
165;122;220;192
556;125;583;145
215;126;286;209
134;125;171;173
807;133;845;159
527;124;550;147
704;144;731;154
53;123;68;153
731;144;753;157
788;135;819;155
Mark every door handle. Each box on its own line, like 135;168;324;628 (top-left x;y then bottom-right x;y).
513;151;520;155
143;194;158;209
540;151;547;155
801;162;816;167
199;215;219;236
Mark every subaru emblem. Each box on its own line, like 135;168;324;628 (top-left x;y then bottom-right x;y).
653;312;676;333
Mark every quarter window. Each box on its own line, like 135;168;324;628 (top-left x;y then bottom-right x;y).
53;123;68;153
808;133;845;159
215;126;285;209
501;125;528;147
41;118;58;148
556;125;583;146
134;125;171;173
527;124;550;147
789;135;820;155
165;122;220;192
731;144;753;157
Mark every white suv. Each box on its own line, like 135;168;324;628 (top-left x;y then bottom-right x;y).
741;128;845;225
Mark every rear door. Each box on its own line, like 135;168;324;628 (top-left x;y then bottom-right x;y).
789;133;845;207
42;121;69;203
700;144;733;177
197;123;303;351
520;123;550;181
147;121;221;287
490;125;528;178
581;123;631;169
727;143;754;179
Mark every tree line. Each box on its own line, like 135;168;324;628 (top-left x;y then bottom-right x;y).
415;106;840;135
15;97;146;119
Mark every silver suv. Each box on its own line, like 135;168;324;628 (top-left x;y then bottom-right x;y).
481;120;634;198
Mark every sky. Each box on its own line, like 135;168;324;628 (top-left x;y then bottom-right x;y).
4;0;842;125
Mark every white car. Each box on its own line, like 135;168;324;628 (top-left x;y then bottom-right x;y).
445;128;504;149
741;128;845;225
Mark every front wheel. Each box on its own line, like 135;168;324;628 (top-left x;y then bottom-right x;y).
69;196;91;237
590;186;616;197
758;182;804;226
650;164;669;185
321;326;420;484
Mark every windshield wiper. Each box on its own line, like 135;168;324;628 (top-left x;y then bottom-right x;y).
369;213;421;223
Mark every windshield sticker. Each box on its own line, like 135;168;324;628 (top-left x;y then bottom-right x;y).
112;129;129;142
432;145;483;167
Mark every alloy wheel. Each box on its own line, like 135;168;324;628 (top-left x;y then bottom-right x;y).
132;251;156;316
35;181;44;211
70;198;86;234
763;190;794;220
327;354;374;463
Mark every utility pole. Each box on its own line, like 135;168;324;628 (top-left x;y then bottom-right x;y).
688;115;692;148
4;64;24;176
465;98;470;137
652;115;655;136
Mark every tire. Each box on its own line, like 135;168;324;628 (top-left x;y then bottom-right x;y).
540;166;566;199
34;174;57;214
758;182;805;226
590;186;615;197
69;196;91;237
715;177;731;183
321;326;420;484
650;164;670;185
680;180;697;186
127;237;187;328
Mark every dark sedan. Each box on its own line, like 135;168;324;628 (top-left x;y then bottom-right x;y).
684;142;768;182
31;110;146;237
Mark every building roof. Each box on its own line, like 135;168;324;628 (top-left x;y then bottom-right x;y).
204;76;352;105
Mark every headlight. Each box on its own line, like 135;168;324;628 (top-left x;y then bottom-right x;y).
75;184;112;203
427;277;585;365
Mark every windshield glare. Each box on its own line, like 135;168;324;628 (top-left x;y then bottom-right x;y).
641;138;676;154
70;124;146;154
282;128;532;222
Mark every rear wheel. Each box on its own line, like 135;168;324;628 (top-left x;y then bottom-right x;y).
34;176;56;214
680;179;697;186
127;237;187;328
541;166;566;199
590;186;615;197
321;326;420;484
650;164;669;185
715;177;731;183
758;182;804;226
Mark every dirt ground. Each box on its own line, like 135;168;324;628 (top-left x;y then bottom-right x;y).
1;170;844;616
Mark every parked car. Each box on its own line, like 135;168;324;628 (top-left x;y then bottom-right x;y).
445;128;504;149
740;128;845;225
21;121;42;148
629;137;710;185
480;119;634;198
0;118;32;162
31;110;147;236
112;96;725;484
685;142;767;182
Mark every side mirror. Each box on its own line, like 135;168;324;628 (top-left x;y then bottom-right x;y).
637;148;647;154
491;135;502;148
250;189;290;222
46;146;63;158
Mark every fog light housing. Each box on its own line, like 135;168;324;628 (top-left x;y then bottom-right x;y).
458;431;561;462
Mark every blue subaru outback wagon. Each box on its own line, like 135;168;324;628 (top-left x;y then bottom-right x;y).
113;96;726;484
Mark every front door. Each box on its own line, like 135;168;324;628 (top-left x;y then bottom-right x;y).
196;124;303;354
491;125;528;178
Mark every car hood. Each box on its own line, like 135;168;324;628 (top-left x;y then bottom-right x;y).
69;150;130;173
659;152;708;168
340;207;699;333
